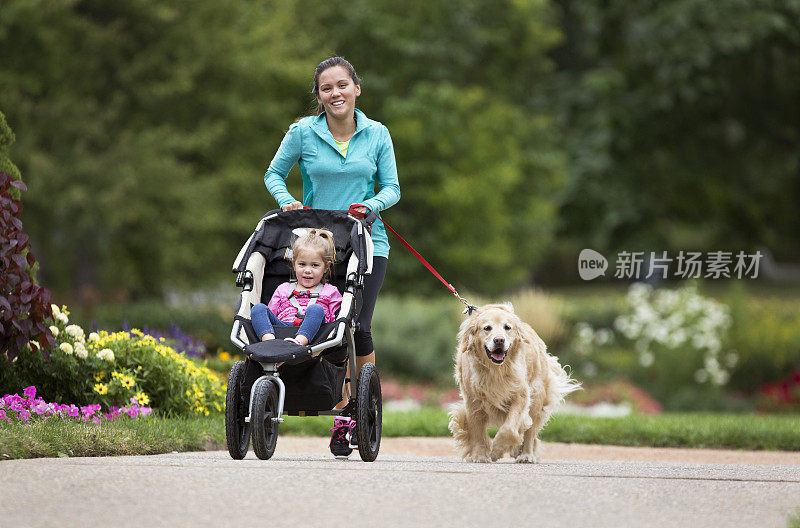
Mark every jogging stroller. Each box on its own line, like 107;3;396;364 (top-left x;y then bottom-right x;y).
226;208;382;462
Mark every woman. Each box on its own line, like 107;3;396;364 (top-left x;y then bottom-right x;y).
263;56;401;456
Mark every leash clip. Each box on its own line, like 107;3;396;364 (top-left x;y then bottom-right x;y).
453;289;478;316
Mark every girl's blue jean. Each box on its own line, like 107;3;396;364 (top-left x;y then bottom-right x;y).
250;303;325;342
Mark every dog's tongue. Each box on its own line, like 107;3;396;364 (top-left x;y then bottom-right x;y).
490;350;506;362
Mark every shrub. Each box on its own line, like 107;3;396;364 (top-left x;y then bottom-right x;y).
757;370;800;413
725;293;800;393
1;171;55;363
8;305;225;416
567;282;740;409
371;295;462;385
70;300;231;356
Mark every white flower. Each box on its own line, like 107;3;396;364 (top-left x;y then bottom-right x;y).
49;326;59;337
576;323;594;342
97;348;115;362
88;332;100;342
59;343;74;355
724;352;738;368
595;328;613;346
581;361;598;377
710;369;730;386
65;324;85;342
56;312;69;325
74;342;88;359
639;351;655;367
51;304;61;317
694;369;709;383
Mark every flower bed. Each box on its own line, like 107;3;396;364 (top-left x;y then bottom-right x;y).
5;305;225;416
1;386;152;425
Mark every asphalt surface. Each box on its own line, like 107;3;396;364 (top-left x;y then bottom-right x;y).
2;447;800;528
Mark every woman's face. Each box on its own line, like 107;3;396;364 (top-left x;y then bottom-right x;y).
316;65;361;120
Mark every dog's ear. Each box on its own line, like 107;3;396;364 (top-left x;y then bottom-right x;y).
501;302;515;314
457;313;480;353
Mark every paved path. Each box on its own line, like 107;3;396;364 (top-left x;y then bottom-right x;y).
2;439;800;528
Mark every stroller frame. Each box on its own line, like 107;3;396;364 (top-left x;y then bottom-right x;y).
226;208;382;462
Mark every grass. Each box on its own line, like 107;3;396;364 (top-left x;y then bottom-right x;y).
542;413;800;450
282;410;800;451
3;410;800;460
0;414;226;460
786;510;800;528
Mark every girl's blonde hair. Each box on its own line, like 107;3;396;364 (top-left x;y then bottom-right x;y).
292;228;336;281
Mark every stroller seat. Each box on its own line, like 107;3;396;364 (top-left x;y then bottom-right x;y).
231;208;373;362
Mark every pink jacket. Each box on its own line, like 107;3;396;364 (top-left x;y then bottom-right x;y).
267;282;342;324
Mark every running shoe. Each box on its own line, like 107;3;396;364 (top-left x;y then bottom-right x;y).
329;417;353;456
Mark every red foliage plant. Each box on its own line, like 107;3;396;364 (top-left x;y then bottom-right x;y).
757;370;800;413
0;171;54;362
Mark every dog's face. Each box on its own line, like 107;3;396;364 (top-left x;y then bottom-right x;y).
460;304;520;365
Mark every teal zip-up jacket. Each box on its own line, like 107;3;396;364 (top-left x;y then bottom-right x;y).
264;108;401;258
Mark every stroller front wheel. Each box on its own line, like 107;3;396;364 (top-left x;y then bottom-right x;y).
225;361;251;460
355;362;382;462
252;377;280;460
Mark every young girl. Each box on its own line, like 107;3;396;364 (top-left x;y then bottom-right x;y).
250;229;342;346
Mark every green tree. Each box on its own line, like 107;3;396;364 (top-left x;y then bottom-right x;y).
306;0;568;294
0;0;322;297
550;0;800;271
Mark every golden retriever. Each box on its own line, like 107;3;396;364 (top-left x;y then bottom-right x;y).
448;304;580;463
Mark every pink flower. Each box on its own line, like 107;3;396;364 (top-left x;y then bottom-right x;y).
66;406;80;418
23;386;36;399
92;417;101;425
19;410;31;423
81;406;96;417
0;410;6;420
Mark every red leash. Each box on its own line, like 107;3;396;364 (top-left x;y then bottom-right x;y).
348;204;477;315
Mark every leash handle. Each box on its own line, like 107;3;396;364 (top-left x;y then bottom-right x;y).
349;203;478;316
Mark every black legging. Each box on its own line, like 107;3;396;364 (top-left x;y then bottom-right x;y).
354;256;387;356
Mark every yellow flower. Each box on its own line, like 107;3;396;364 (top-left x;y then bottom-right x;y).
121;376;136;389
134;392;150;405
219;351;231;361
112;372;123;379
94;372;105;381
94;383;108;395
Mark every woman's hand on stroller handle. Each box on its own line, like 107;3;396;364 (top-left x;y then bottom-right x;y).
281;201;303;211
349;204;368;218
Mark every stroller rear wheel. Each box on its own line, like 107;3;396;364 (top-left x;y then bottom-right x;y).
252;377;280;460
225;361;251;460
355;363;382;462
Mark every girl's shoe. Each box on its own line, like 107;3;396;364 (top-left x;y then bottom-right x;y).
329;417;353;456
